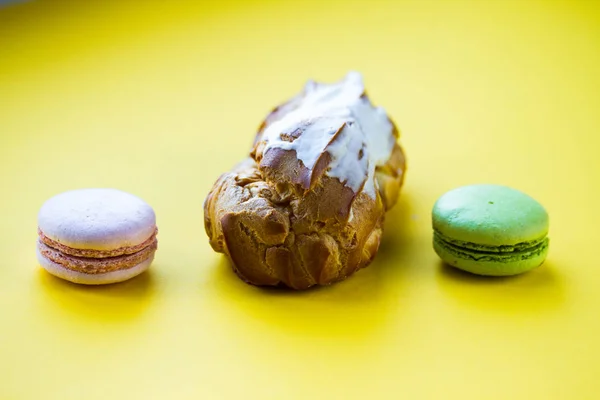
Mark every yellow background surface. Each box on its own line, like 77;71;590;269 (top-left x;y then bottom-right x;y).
1;0;599;399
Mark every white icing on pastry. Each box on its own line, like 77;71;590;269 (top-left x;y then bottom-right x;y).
265;115;348;176
38;188;157;250
325;120;369;194
260;72;395;198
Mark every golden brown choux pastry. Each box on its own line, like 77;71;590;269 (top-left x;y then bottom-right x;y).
204;72;406;289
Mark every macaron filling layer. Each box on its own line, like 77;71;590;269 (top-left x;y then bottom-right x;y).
37;251;155;285
37;239;158;274
38;228;158;258
434;231;549;262
433;229;547;253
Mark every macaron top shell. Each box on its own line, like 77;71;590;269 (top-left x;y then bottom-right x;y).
38;188;156;251
432;184;549;246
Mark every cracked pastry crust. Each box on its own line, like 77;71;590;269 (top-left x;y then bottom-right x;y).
204;72;406;289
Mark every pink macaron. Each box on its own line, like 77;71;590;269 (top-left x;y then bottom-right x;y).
36;188;158;284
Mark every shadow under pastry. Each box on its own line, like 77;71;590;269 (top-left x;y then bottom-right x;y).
206;194;415;339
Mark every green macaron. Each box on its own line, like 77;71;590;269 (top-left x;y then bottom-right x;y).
432;184;549;276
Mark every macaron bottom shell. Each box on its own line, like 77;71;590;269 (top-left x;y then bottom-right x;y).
37;247;154;285
434;236;549;276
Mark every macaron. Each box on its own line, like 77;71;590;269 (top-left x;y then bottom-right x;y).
37;188;158;284
432;184;549;276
